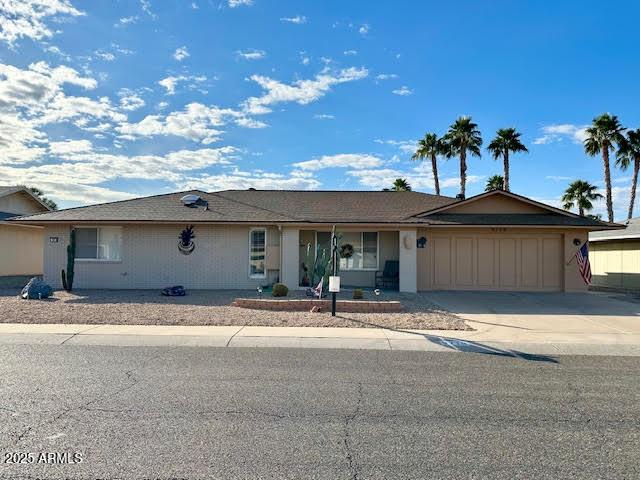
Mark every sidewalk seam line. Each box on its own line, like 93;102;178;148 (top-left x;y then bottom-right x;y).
225;325;245;347
59;325;103;345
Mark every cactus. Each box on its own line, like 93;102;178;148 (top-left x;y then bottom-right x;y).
61;228;76;292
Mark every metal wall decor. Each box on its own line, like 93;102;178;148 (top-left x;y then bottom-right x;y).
178;225;196;255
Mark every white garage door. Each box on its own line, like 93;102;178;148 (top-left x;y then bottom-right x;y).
431;233;563;291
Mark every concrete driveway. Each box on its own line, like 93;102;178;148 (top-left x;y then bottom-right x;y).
425;291;640;345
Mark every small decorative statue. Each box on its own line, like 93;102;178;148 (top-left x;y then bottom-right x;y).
178;225;196;255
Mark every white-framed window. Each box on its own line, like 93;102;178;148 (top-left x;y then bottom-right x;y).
249;228;266;278
75;226;122;261
316;231;379;271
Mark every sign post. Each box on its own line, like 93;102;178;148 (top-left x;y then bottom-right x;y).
329;226;339;316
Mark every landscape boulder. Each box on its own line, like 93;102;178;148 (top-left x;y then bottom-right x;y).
20;277;53;300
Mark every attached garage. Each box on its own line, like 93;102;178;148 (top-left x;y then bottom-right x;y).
429;232;563;291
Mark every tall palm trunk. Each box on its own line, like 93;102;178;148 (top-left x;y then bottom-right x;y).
602;145;614;222
628;157;639;220
503;150;510;191
431;152;440;196
459;149;467;198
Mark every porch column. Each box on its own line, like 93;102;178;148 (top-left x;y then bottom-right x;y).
280;227;300;289
399;229;417;293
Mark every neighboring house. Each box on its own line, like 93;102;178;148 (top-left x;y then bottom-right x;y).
12;189;621;293
589;217;640;292
0;186;52;277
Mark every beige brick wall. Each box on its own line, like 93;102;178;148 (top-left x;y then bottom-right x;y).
43;224;280;289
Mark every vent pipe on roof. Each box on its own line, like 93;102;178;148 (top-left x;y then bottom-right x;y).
456;193;465;200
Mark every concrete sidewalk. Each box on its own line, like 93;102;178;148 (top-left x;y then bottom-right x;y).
1;323;639;357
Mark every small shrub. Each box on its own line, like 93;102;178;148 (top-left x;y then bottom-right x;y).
272;283;288;297
353;288;364;300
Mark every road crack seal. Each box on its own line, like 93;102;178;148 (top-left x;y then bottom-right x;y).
343;382;363;480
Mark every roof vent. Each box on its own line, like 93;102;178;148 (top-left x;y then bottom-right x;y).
181;194;201;207
455;193;465;200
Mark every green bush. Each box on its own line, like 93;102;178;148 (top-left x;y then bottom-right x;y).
272;283;289;297
353;288;364;300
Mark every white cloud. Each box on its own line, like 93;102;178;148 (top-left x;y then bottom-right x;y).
346;162;483;191
293;153;383;171
392;85;413;96
533;124;588;145
117;102;251;144
375;73;398;80
48;139;92;155
158;74;206;95
94;50;116;62
228;0;252;7
173;46;190;61
313;114;334;120
374;139;417;154
545;175;573;182
116;16;138;26
0;0;84;46
140;0;156;19
183;169;320;191
243;67;368;115
280;15;307;24
236;49;266;60
358;24;370;35
343;50;358;56
119;92;145;111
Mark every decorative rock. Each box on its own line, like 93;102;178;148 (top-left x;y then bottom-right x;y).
20;277;53;300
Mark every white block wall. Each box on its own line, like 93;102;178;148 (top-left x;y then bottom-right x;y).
43;224;279;290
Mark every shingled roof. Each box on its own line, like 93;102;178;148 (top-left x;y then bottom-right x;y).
11;188;621;229
12;189;457;224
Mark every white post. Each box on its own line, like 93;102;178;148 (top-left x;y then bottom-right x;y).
280;227;300;289
399;229;417;293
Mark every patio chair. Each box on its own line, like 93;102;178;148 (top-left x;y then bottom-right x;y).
375;260;399;290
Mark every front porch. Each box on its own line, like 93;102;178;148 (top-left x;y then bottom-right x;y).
279;227;418;293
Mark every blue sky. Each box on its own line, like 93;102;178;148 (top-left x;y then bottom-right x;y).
1;1;639;219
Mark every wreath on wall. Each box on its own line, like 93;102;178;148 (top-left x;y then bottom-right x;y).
340;243;354;258
178;225;196;255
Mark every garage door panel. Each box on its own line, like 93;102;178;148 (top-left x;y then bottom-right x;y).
542;238;562;289
433;237;452;288
498;238;517;288
429;233;563;292
520;238;539;288
455;238;474;286
477;238;495;287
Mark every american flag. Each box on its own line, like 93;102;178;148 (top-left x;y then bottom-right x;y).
575;242;592;285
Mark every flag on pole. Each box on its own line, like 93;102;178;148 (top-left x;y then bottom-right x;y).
313;278;323;298
575;242;592;285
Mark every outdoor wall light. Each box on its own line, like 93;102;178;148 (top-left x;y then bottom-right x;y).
417;236;427;248
573;238;582;246
257;286;263;298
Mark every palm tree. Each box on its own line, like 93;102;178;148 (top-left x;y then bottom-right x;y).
485;175;504;192
486;128;528;191
615;129;640;220
391;178;411;191
412;133;444;195
584;113;626;222
18;185;58;210
442;116;482;198
561;180;603;217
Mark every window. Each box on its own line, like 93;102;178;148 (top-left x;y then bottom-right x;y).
249;228;266;278
316;231;379;271
75;227;122;261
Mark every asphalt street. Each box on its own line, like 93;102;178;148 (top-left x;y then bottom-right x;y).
0;345;638;479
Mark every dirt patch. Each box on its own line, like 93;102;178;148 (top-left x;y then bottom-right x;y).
0;288;470;331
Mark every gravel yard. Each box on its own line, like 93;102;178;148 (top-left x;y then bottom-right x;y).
0;288;469;330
